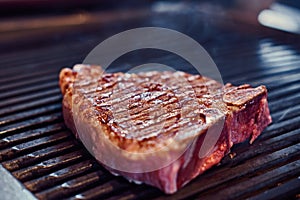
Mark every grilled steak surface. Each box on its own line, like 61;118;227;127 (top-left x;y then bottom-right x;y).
59;64;272;194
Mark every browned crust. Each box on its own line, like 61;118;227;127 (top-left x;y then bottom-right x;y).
59;65;271;153
59;65;272;194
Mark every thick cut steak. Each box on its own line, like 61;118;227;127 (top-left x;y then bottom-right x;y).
59;65;272;194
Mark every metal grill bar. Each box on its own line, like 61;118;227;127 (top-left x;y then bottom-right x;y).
24;160;98;192
66;180;133;200
0;89;60;109
0;82;58;100
0;75;58;92
249;178;300;200
0;41;92;69
0;95;61;116
0;131;70;163
0;104;61;126
0;113;62;136
0;123;65;149
13;150;87;182
2;140;76;172
196;160;300;199
0;68;58;85
35;170;111;200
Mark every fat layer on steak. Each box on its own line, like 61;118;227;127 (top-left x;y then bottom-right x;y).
59;64;272;194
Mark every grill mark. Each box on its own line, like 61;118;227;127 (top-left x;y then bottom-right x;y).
109;91;175;116
95;84;215;120
72;71;224;143
113;98;179;125
85;75;219;113
116;114;183;140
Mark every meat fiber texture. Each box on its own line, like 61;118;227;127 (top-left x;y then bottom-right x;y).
59;64;272;194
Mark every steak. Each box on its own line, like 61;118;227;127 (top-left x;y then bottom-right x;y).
59;64;272;194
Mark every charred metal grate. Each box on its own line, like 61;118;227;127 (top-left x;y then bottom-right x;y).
0;33;300;199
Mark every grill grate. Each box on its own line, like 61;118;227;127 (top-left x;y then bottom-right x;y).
1;13;300;200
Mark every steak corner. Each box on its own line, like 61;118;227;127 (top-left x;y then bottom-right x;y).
59;64;272;194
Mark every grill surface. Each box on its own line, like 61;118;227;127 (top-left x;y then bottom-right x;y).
0;4;300;200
